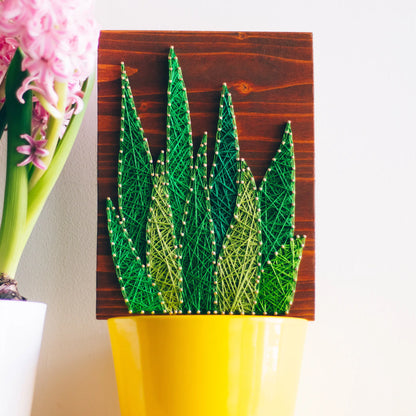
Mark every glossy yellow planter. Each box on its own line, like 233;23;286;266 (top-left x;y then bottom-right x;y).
108;316;307;416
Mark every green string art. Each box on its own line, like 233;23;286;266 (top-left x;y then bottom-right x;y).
210;84;240;258
255;121;306;314
106;47;306;315
106;63;163;313
146;151;182;313
256;236;305;315
106;200;164;314
181;133;216;314
216;160;261;314
166;47;193;243
117;63;153;262
259;121;296;266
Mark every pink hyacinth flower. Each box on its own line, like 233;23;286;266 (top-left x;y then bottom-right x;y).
16;133;49;170
0;0;99;116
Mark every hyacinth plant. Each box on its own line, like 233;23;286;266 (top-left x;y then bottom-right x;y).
107;47;306;316
0;0;99;299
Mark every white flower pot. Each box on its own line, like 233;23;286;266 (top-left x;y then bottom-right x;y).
0;301;46;416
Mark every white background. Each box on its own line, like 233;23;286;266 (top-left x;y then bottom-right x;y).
3;0;416;415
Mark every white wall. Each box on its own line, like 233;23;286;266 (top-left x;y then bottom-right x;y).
12;0;416;415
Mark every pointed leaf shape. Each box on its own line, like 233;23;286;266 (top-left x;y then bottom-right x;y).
259;121;295;266
166;46;193;241
216;160;261;314
181;133;216;313
118;63;154;262
106;198;164;314
210;84;240;258
256;235;306;315
147;151;182;313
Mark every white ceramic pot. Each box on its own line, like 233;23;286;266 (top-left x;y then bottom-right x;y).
0;301;46;416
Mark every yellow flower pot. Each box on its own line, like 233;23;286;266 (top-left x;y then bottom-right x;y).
108;316;307;416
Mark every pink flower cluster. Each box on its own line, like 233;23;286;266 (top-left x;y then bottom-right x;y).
0;35;16;86
1;0;99;169
0;0;99;112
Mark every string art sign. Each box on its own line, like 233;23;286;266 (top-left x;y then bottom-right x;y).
97;32;315;319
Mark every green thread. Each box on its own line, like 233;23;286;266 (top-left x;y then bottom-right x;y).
256;236;305;315
181;133;216;313
216;160;261;314
118;63;154;262
259;121;295;267
106;198;164;314
106;50;307;316
147;151;182;313
210;84;240;259
166;46;193;242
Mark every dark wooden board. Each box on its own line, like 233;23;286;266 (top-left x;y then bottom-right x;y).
97;31;315;320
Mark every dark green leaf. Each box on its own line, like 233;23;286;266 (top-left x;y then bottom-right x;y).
181;133;216;313
259;121;295;267
106;198;164;314
166;47;193;242
256;235;306;315
118;63;154;262
210;84;240;259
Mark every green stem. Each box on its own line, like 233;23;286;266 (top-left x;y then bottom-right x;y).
0;50;32;278
23;74;95;248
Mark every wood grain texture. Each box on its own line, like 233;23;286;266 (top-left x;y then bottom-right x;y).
97;31;315;320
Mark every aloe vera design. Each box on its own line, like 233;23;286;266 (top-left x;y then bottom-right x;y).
210;85;240;258
181;133;216;314
215;160;261;314
106;47;306;315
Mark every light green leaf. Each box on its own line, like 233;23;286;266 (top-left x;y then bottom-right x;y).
216;160;261;314
147;151;182;313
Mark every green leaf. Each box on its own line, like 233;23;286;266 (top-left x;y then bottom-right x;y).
147;151;182;313
166;46;193;242
256;235;306;315
210;84;240;258
181;133;216;313
0;49;32;277
216;160;261;314
259;121;295;267
117;63;154;262
106;198;164;314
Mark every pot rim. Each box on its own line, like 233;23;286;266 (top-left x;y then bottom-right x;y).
108;314;308;323
0;299;47;309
